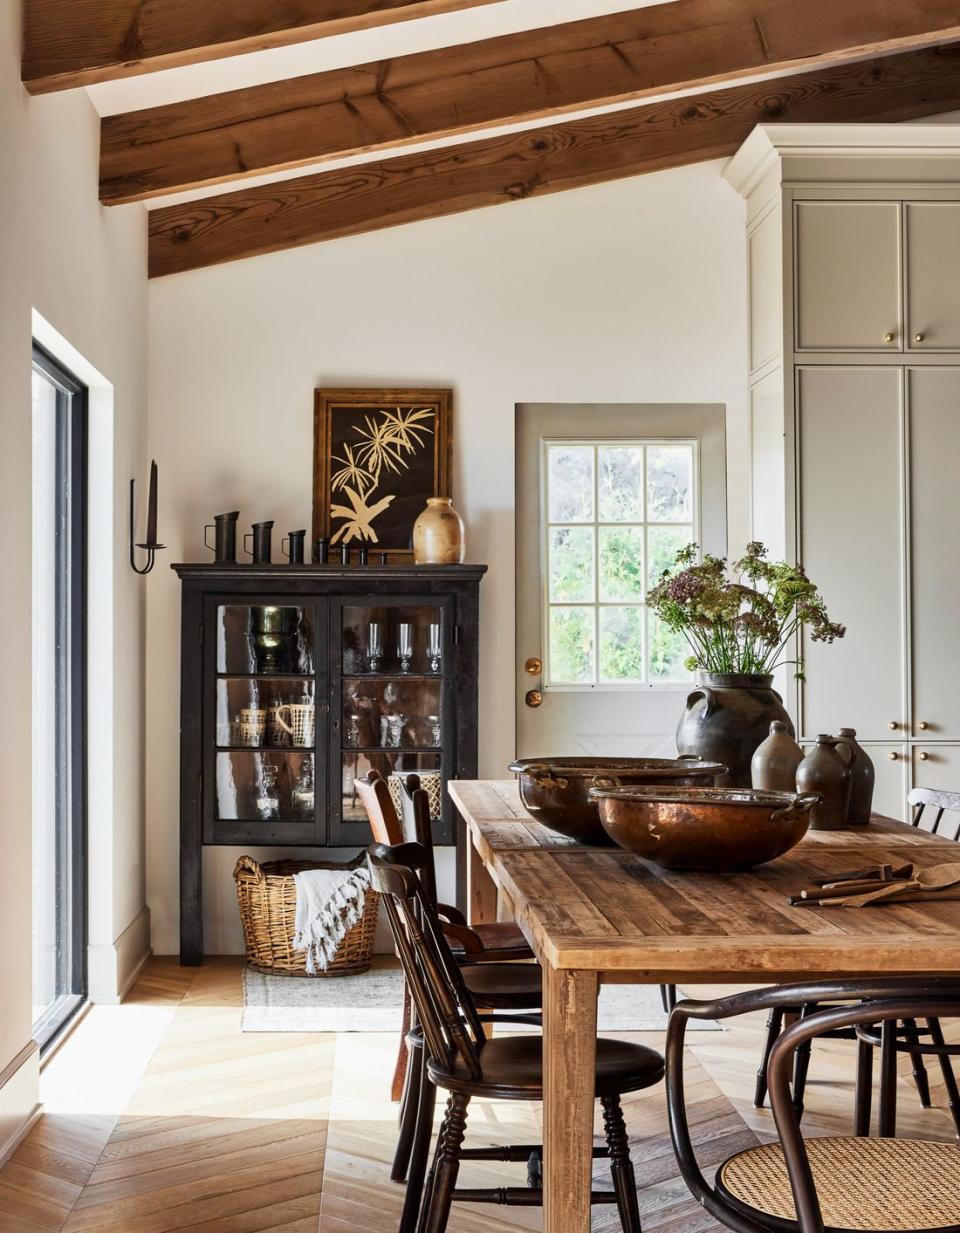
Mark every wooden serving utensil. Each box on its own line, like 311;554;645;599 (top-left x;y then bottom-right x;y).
794;862;960;908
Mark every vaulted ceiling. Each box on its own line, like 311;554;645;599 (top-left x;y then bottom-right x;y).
23;0;960;276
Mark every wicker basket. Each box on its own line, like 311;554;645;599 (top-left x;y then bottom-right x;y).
233;852;378;976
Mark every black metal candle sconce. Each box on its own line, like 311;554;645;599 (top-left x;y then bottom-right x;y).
129;460;165;575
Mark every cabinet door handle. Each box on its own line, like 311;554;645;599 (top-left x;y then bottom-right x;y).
917;721;929;731
888;721;899;730
914;332;925;343
888;751;900;761
884;332;895;343
918;751;930;761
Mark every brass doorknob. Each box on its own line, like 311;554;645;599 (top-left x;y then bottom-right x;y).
888;751;899;760
919;751;930;761
914;332;925;342
884;332;895;343
888;721;899;730
525;689;543;708
524;657;542;676
918;721;929;730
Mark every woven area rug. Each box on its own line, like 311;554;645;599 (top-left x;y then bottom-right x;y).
241;966;718;1032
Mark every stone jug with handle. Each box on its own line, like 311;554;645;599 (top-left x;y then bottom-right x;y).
796;734;853;830
676;673;793;788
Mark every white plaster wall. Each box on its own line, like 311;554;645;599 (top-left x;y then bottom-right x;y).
146;161;750;954
0;3;148;1143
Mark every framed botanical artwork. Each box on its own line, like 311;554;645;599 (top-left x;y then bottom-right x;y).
312;388;452;557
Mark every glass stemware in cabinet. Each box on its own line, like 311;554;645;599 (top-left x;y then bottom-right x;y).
427;622;441;673
367;621;383;673
397;623;413;673
255;758;280;821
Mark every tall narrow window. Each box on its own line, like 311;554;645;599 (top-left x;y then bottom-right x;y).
31;344;87;1048
542;440;699;688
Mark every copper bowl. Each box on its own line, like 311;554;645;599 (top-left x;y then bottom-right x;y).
589;785;821;870
507;757;728;845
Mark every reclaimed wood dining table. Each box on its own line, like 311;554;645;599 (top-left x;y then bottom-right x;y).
449;779;960;1233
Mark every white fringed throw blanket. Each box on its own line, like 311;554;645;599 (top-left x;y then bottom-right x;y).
292;862;371;974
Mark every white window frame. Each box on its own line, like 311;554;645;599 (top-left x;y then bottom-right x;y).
540;437;700;692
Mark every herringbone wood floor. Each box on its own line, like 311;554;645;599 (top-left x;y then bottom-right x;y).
1;957;955;1233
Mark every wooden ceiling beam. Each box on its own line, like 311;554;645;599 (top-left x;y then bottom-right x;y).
23;0;506;94
104;0;960;204
148;44;960;278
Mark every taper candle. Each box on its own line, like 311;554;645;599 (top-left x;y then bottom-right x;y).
145;459;158;545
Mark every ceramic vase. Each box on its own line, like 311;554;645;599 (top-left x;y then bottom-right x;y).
835;727;875;825
676;673;794;788
796;734;852;830
413;497;465;564
751;720;804;792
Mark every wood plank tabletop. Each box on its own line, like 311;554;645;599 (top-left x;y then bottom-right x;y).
450;779;960;980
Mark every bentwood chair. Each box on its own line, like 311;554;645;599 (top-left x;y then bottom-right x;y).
668;980;960;1233
369;842;664;1233
754;787;960;1132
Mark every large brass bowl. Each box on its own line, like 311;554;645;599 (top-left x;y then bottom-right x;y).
507;757;728;845
590;785;820;870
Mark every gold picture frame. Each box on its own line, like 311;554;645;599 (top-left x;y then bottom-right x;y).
312;388;453;559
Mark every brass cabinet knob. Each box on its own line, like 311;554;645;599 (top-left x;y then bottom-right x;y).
919;751;930;761
884;332;895;343
914;332;925;342
917;721;929;730
888;751;900;761
525;689;543;708
888;721;899;730
524;657;542;676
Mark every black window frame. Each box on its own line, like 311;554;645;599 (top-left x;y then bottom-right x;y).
31;342;88;1051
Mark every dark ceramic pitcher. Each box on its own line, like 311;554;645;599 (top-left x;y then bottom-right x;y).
676;672;793;788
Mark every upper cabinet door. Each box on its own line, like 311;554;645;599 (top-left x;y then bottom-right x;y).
909;368;960;740
906;204;960;352
795;202;902;352
797;367;905;740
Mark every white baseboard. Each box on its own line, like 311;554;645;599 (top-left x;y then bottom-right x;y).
88;906;152;1004
0;1042;41;1166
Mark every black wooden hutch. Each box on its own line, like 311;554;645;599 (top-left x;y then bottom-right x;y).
174;562;486;964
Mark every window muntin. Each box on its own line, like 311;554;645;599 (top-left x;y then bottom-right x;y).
542;441;698;689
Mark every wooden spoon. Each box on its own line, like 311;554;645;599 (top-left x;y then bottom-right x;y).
827;863;960;907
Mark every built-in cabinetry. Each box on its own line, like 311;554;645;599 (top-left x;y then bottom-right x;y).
725;126;960;819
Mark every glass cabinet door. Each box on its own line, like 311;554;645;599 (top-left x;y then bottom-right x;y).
333;600;451;843
207;602;324;842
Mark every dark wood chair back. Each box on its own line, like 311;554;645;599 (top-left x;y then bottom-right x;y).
355;770;403;846
368;842;486;1079
395;773;439;907
666;978;960;1233
909;787;960;840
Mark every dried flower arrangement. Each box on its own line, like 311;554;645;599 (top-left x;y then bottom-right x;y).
647;542;845;678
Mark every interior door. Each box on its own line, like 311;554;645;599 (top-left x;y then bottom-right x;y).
908;367;960;740
515;404;725;759
794;201;901;352
797;367;906;740
906;204;960;352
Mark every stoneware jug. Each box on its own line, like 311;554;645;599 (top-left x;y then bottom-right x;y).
413;497;465;564
796;734;853;830
751;720;804;792
835;727;875;825
676;673;793;788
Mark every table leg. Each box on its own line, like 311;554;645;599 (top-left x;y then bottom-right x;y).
543;964;598;1233
467;830;498;925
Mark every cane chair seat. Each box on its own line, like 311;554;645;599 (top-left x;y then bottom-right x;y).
717;1137;960;1232
427;1033;664;1101
462;962;541;1009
